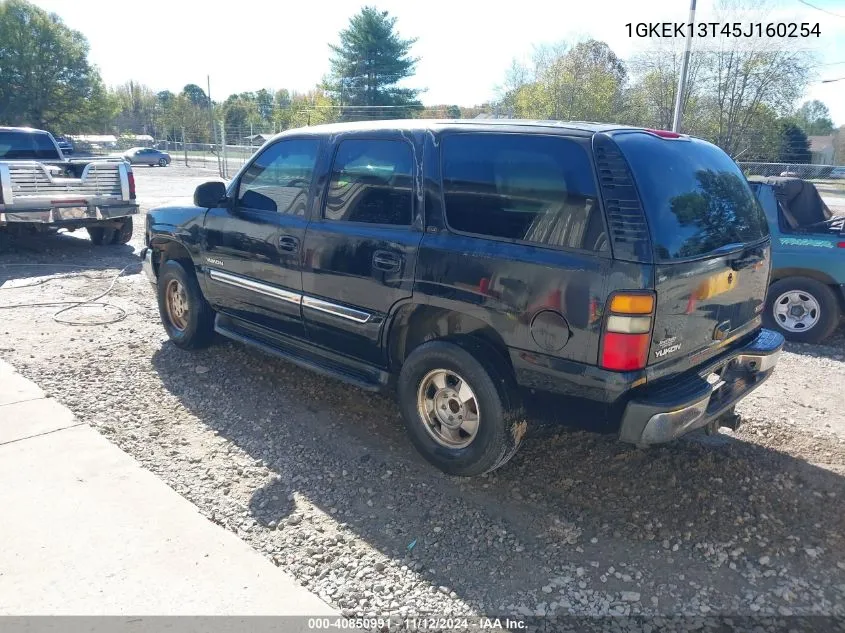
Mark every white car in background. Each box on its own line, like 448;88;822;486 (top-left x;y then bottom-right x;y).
829;166;845;180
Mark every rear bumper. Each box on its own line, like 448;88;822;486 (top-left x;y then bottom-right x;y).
0;203;139;225
619;328;784;446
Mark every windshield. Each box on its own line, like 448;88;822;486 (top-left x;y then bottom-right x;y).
614;132;769;261
0;131;61;160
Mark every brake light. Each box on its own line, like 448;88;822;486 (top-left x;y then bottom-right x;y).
599;292;655;371
838;242;845;248
645;128;683;139
128;171;136;200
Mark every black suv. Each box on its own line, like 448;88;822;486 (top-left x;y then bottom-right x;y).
141;119;784;476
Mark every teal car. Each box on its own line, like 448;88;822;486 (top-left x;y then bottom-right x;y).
748;177;845;344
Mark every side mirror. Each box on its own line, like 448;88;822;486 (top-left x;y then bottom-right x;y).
193;181;227;208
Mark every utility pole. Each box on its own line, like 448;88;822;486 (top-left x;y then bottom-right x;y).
672;0;697;133
182;126;188;167
220;122;228;179
208;74;220;175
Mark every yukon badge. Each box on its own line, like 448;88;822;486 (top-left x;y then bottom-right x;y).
206;257;224;267
654;336;682;358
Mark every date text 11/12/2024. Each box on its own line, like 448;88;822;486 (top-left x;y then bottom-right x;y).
625;22;821;38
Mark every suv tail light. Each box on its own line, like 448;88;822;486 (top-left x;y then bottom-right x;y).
600;292;655;371
128;171;136;200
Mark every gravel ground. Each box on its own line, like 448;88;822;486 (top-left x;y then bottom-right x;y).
1;165;844;625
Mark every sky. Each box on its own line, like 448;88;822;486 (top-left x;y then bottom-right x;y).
28;0;845;125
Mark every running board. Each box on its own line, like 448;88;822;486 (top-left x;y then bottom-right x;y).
214;314;389;393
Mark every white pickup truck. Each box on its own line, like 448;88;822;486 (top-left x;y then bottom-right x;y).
0;126;139;246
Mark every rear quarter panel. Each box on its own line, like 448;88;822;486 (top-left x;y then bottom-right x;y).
754;183;845;284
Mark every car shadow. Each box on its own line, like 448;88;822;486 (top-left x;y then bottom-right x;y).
150;339;845;614
0;229;138;285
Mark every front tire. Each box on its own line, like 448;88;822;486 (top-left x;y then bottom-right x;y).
156;259;215;350
765;277;840;344
159;158;167;167
397;340;525;477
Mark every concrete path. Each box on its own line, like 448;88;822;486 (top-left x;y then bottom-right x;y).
0;359;337;621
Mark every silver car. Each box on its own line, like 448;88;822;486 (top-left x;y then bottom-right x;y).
123;147;171;167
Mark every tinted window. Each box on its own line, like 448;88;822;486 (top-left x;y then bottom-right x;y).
324;139;413;225
614;133;769;260
238;139;320;214
441;134;607;252
0;131;59;160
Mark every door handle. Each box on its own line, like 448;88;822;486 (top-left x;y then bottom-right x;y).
277;235;299;252
373;250;402;272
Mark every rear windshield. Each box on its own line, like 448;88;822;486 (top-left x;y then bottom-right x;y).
0;131;61;160
614;133;768;260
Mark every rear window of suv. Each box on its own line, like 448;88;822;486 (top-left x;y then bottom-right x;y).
613;132;769;261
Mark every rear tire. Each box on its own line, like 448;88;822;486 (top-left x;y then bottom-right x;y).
397;340;526;477
87;226;106;245
156;259;215;350
764;277;840;344
110;217;133;244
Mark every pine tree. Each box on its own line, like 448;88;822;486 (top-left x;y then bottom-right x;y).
327;6;422;120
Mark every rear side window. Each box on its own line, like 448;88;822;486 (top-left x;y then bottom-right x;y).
0;131;59;160
324;139;413;225
614;133;769;260
441;133;607;252
238;139;320;214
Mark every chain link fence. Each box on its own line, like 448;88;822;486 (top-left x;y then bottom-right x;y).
738;162;844;181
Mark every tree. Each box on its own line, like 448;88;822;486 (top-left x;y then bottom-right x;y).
182;83;209;109
499;40;627;122
255;88;274;122
835;125;845;165
112;81;157;134
327;6;422;119
165;93;208;143
795;100;834;136
625;40;706;131
777;121;811;163
0;0;110;131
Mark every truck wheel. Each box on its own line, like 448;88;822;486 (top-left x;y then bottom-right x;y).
87;226;106;245
397;340;526;477
156;259;215;350
765;277;840;344
110;217;133;244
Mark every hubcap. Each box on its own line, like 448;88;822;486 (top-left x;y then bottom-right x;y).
773;290;820;332
165;279;189;331
416;369;480;449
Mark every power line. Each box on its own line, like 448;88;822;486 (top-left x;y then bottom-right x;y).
797;0;845;18
821;76;845;83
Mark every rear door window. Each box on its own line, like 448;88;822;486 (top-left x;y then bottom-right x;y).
324;139;413;225
613;132;769;260
441;133;608;252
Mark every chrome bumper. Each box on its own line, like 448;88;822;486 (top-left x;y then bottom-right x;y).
619;329;784;446
140;247;156;284
0;204;139;225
